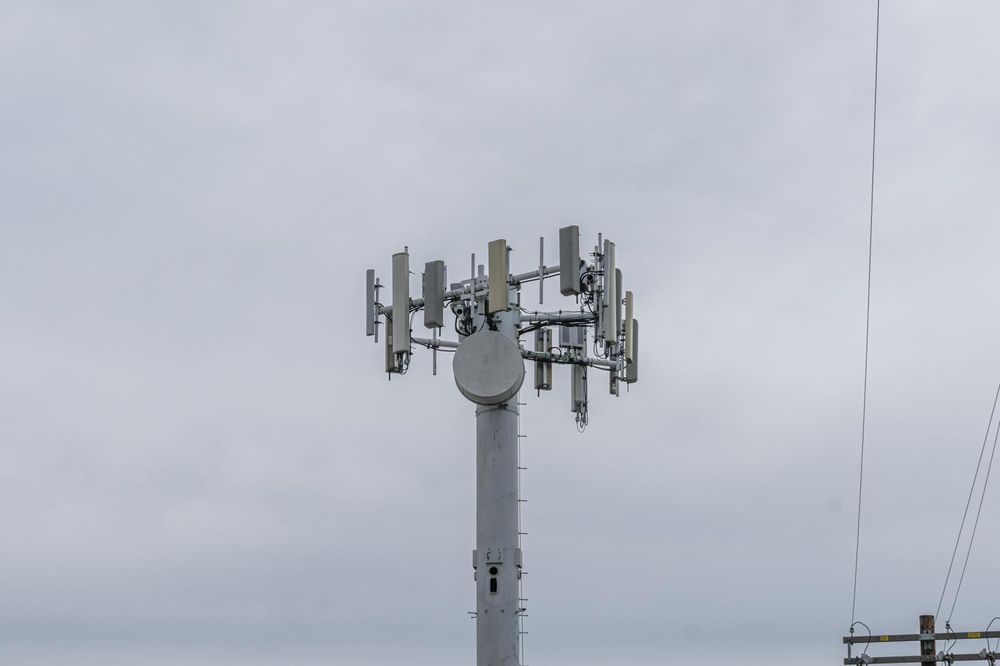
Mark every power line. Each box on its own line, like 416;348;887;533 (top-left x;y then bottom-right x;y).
850;0;880;629
946;384;1000;624
935;384;1000;620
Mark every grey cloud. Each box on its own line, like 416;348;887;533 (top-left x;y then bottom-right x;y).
1;1;999;664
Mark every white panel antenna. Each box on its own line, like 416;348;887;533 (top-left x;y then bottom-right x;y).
487;239;508;314
626;318;639;384
391;250;410;364
534;328;552;391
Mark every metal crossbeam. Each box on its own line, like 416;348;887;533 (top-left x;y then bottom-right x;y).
845;654;1000;664
844;616;1000;666
844;632;1000;645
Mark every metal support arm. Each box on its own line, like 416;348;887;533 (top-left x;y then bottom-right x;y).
845;653;1000;664
511;264;561;284
380;283;478;317
845;632;1000;645
413;336;460;349
520;348;616;370
520;311;596;325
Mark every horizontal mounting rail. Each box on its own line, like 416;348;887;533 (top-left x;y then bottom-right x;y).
521;349;616;369
844;632;1000;645
511;264;561;284
412;336;459;349
520;311;596;324
844;653;1000;664
380;284;479;316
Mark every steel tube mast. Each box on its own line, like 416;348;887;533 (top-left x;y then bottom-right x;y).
365;228;640;665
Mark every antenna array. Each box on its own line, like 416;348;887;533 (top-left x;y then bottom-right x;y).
365;226;639;427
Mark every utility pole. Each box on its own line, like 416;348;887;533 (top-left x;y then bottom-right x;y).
920;614;936;664
365;227;640;665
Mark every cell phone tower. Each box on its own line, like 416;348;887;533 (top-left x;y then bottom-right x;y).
364;226;639;666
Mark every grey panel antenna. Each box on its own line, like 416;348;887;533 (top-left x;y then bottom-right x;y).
601;239;616;343
384;314;395;373
615;268;623;345
571;364;588;415
365;269;376;336
487;239;508;314
538;236;545;304
626;318;638;384
534;328;552;391
624;291;635;362
423;260;446;328
559;225;581;295
391;251;410;358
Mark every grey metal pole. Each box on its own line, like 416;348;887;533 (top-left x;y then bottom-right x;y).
471;289;521;665
475;400;520;666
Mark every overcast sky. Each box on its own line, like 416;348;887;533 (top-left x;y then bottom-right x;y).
2;1;1000;664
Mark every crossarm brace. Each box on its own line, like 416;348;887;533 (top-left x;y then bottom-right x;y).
845;633;1000;645
521;349;615;370
520;311;596;325
511;264;561;284
845;653;1000;664
412;336;460;350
